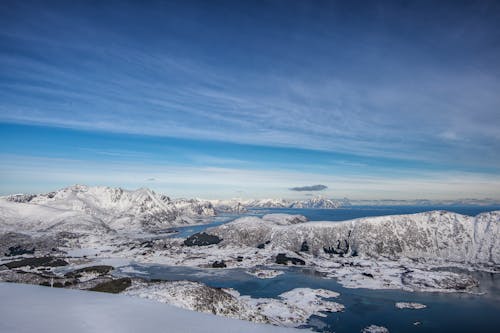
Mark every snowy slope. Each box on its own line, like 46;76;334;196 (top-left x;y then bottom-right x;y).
0;185;215;233
209;211;500;265
0;283;300;333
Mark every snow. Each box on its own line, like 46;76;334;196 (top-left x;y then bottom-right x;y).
246;268;284;279
210;211;500;265
0;283;302;333
0;185;216;233
2;187;499;332
123;280;344;327
243;197;344;209
395;302;427;309
229;288;344;327
210;196;346;209
362;325;390;333
0;187;498;296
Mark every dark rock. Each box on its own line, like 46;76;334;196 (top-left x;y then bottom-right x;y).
5;245;35;257
4;257;69;269
300;241;309;252
323;246;336;254
362;272;374;278
64;265;114;279
0;269;71;287
140;241;153;248
183;233;222;247
88;277;132;294
236;256;244;262
257;243;266;249
212;260;227;268
323;239;350;256
275;253;305;266
5;194;36;203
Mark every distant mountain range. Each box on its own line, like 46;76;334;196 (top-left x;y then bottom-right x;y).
209;196;500;212
347;198;500;207
2;185;498;233
208;197;346;212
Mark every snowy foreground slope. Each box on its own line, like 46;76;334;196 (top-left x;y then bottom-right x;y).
0;283;300;333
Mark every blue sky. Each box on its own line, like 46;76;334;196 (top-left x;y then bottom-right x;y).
1;0;499;199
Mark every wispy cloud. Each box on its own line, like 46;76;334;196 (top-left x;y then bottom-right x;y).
0;1;499;172
0;1;499;199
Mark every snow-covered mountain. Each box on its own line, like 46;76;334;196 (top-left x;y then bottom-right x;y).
289;197;343;209
208;211;500;266
0;185;215;233
210;196;347;210
245;198;291;208
208;199;248;214
348;198;500;206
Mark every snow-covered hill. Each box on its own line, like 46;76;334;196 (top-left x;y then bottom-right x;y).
208;211;500;266
0;185;215;233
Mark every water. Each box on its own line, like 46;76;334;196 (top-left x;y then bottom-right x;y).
250;205;500;223
166;213;253;238
130;206;500;332
117;264;500;333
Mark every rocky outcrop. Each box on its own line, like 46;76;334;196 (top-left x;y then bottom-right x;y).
212;260;226;268
123;280;270;324
184;232;222;246
64;265;114;279
4;256;68;269
89;277;132;293
275;253;305;266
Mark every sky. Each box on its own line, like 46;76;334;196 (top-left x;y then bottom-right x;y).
1;0;499;199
